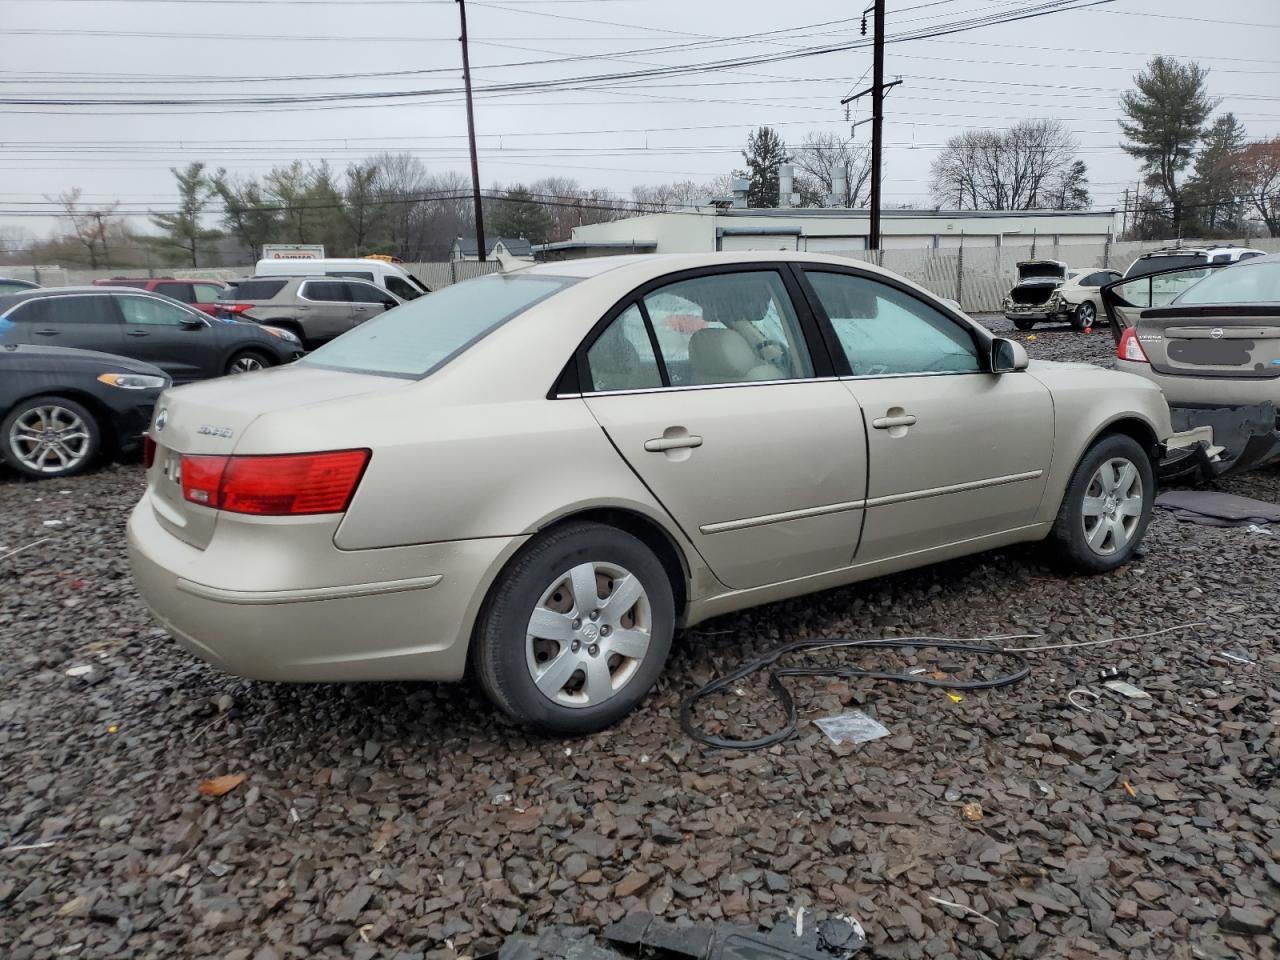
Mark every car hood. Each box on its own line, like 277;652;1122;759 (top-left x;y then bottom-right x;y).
0;343;166;376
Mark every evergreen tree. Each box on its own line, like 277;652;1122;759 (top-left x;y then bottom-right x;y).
488;186;553;246
149;162;221;267
737;127;790;208
1186;112;1248;235
212;170;280;258
1119;56;1217;236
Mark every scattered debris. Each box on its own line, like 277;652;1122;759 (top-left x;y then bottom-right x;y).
961;801;984;822
927;896;999;927
814;710;890;746
1155;490;1280;527
1103;680;1151;700
0;537;51;562
196;773;246;797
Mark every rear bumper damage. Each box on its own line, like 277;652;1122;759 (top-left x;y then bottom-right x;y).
1159;402;1280;479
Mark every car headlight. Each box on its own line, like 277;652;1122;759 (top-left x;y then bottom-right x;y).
261;326;301;344
97;373;169;390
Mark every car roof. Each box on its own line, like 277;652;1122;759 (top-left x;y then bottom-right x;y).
514;250;926;283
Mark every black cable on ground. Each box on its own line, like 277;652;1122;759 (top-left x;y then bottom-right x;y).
678;636;1031;751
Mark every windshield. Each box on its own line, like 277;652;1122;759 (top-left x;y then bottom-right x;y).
1126;253;1204;278
302;273;575;378
1175;261;1280;305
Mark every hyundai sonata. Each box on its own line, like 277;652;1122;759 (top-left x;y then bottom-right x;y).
129;253;1175;732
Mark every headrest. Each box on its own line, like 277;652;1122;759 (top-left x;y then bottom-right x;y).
688;327;756;383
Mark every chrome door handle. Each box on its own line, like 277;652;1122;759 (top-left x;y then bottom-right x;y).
872;414;917;429
644;435;703;452
126;330;149;337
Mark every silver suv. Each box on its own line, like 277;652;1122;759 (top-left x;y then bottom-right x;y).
215;276;402;346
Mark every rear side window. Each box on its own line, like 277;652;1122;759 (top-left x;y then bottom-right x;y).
586;304;663;392
13;295;117;325
231;279;287;301
347;282;389;304
193;283;224;302
303;281;351;302
154;281;194;302
303;274;574;378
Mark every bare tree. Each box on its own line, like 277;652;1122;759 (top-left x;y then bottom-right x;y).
1235;137;1280;237
48;188;120;268
631;176;736;210
792;133;871;207
930;120;1082;210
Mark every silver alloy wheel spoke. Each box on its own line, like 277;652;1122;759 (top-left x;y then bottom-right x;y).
10;405;90;474
1081;456;1143;556
526;559;653;709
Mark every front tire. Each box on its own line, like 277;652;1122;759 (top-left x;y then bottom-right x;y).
1;395;102;479
471;521;675;735
1072;301;1096;331
225;349;272;376
1049;433;1153;573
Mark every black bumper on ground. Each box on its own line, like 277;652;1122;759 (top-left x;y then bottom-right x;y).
1161;402;1280;479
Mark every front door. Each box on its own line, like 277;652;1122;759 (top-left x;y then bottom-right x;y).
580;268;868;590
345;280;398;328
115;294;213;381
797;267;1054;562
1102;264;1223;344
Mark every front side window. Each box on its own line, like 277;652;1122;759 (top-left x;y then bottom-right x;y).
586;304;663;392
385;276;419;300
303;273;575;379
347;282;390;304
806;271;981;376
119;295;196;327
640;271;812;386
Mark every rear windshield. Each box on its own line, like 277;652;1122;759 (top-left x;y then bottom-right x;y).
1126;253;1204;278
302;274;574;378
224;279;286;301
1176;261;1280;305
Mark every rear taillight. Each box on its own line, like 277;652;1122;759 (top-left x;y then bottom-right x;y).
219;303;253;316
143;435;156;470
180;449;370;515
1117;328;1149;363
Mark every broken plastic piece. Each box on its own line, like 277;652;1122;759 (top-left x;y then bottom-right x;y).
814;710;890;746
1103;680;1151;700
1067;688;1100;712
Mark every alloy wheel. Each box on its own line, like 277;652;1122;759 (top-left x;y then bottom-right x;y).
525;561;652;708
1078;302;1096;326
1081;457;1143;555
229;355;265;374
8;404;92;474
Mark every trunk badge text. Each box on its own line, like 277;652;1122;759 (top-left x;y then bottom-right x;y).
197;425;234;439
154;410;167;432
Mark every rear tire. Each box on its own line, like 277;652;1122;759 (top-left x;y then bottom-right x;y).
1049;433;1154;573
1013;318;1036;331
1;395;102;479
471;521;675;735
1072;301;1096;331
225;350;272;376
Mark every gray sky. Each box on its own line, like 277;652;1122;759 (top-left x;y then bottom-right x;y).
1;0;1277;242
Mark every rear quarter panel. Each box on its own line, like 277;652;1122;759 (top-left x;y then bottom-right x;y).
1025;362;1173;524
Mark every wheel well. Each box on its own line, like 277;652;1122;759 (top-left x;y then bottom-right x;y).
1098;417;1158;463
541;508;689;619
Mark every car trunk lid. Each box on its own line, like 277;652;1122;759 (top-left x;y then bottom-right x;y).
1015;260;1068;283
147;365;405;549
1136;306;1280;380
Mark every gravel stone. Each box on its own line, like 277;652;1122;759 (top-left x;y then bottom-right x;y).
2;316;1279;958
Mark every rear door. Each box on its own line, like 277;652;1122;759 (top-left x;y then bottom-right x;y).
579;266;869;591
297;280;355;341
116;293;215;381
5;294;126;354
1102;264;1225;344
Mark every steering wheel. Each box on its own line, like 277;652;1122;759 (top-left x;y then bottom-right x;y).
755;338;788;365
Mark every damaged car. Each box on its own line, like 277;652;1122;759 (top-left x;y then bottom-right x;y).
1002;260;1074;330
1042;268;1122;331
1106;253;1280;477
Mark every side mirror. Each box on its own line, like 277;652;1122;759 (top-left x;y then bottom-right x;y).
381;300;397;309
991;338;1029;373
180;316;204;329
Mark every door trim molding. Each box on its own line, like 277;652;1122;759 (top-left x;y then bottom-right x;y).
698;469;1043;535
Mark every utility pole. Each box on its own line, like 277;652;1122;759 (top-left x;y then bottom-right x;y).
457;0;486;262
868;0;885;252
840;1;898;252
1121;187;1129;240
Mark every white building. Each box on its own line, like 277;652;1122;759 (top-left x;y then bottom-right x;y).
535;207;1116;260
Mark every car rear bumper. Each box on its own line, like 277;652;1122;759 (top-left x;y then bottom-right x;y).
126;491;527;682
1113;360;1280;407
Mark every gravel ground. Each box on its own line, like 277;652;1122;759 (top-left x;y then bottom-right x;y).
2;316;1279;960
